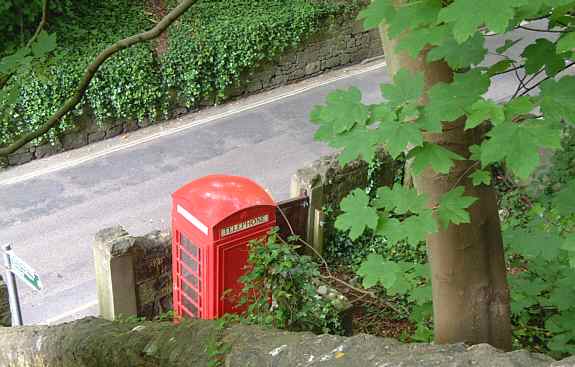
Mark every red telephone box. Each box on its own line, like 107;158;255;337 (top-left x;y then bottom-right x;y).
171;175;276;320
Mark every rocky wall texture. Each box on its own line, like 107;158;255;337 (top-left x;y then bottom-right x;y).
0;317;573;367
4;18;383;167
0;277;10;326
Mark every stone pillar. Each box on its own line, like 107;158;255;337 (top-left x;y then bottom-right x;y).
93;226;138;321
0;277;10;326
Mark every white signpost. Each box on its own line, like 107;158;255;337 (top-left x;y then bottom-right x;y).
2;244;43;326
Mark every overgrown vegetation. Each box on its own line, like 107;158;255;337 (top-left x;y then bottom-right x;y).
0;0;360;147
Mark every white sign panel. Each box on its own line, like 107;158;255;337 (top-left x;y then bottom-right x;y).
7;250;43;291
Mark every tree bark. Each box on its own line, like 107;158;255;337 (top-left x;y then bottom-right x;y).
378;22;512;350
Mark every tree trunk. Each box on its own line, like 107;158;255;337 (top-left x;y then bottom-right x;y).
378;24;512;350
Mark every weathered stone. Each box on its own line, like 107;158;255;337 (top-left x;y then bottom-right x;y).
61;131;88;150
123;120;139;133
34;141;63;158
0;278;10;326
106;124;124;138
7;152;33;165
88;131;106;144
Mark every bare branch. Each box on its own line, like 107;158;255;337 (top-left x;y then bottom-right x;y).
0;0;199;157
26;0;49;49
518;61;575;97
517;25;570;34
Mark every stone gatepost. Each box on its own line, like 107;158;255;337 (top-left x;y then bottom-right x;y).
0;277;10;326
93;226;138;321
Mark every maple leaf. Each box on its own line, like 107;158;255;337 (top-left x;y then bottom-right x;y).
496;39;521;54
465;99;505;129
504;96;534;121
31;31;57;58
374;183;429;214
380;69;424;108
396;24;451;58
522;38;566;76
357;0;395;30
552;180;575;216
438;0;528;43
386;0;441;38
557;31;575;53
427;33;487;69
376;118;423;159
540;76;575;124
317;87;369;133
504;228;563;261
470;170;492;186
376;217;407;245
357;254;398;288
408;143;464;176
437;187;478;228
334;189;379;240
403;210;438;245
424;70;490;124
480;119;562;179
331;126;380;166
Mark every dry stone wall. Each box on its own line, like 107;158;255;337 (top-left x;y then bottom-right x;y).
0;278;10;326
5;18;383;167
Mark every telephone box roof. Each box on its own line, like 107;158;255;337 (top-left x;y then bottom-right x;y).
172;175;276;228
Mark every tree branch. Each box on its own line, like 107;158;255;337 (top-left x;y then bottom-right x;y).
26;0;49;49
517;25;570;33
0;0;198;157
518;61;575;97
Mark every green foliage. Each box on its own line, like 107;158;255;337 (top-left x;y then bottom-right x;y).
239;230;344;335
1;0;359;147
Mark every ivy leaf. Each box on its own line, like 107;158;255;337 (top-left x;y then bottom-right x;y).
480;119;562;179
335;189;379;240
466;99;505;129
557;31;575;53
496;39;521;54
403;210;438;245
425;70;490;124
380;69;424;108
552;180;575;216
331;127;380;165
408;143;465;175
358;0;395;30
438;0;527;43
374;183;429;214
437;187;478;228
387;0;442;38
522;38;565;76
540;76;575;124
319;87;369;133
396;24;451;58
31;31;57;58
357;254;399;289
470;170;492;186
427;33;487;69
376;118;423;159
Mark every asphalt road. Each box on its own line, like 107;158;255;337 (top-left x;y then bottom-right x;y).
0;23;554;325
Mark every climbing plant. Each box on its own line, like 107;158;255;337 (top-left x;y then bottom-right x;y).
311;0;575;351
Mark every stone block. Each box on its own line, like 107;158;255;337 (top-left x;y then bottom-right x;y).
106;125;124;138
123;120;139;133
61;131;88;150
7;152;33;166
34;141;62;159
88;131;106;144
305;61;321;75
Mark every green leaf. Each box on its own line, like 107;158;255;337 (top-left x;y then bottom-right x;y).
466;99;505;129
320;87;369;133
487;59;514;76
470;169;492;186
408;143;465;175
358;0;395;30
557;31;575;53
522;38;565;76
480;119;562;179
424;70;490;124
438;0;527;43
504;228;563;260
380;69;424;108
427;33;487;69
553;180;575;216
396;24;451;58
357;254;399;289
496;39;521;54
368;103;394;125
403;210;438;245
374;183;429;214
376;118;423;159
561;235;575;268
504;96;534;121
335;189;379;240
376;217;407;245
540;76;575;124
31;31;57;58
437;187;478;228
410;286;433;305
331;126;380;165
387;0;442;38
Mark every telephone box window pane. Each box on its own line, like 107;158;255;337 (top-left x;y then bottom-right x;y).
182;297;198;317
181;249;198;273
181;235;198;257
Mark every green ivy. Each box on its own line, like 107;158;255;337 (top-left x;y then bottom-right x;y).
1;0;360;147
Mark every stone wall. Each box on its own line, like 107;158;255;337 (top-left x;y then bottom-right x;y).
93;226;172;320
5;17;383;167
0;277;10;326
